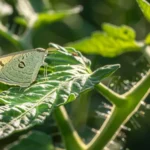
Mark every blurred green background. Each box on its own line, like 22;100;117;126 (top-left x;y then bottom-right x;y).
0;0;150;150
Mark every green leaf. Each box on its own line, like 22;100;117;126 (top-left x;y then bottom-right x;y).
16;0;82;27
16;2;82;29
137;0;150;21
0;44;119;139
68;23;141;57
6;131;54;150
18;6;82;49
102;23;136;40
14;17;28;27
34;6;82;28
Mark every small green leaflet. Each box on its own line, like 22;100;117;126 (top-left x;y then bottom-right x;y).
0;44;120;139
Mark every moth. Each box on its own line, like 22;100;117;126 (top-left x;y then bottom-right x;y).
0;48;48;87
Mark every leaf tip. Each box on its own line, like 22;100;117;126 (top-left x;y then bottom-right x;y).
102;64;120;72
110;64;121;70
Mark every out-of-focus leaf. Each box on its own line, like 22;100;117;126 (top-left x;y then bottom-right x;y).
6;131;54;150
102;23;136;40
68;23;142;57
0;44;119;139
14;17;28;27
34;6;82;28
145;33;150;45
16;0;82;28
137;0;150;21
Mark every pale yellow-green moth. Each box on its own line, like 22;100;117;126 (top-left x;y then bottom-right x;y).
0;48;48;87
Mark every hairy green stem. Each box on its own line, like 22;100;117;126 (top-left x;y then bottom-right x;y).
54;106;86;150
124;70;150;100
95;83;126;107
87;71;150;150
54;70;149;150
87;105;128;150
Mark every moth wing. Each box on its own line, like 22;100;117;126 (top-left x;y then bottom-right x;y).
0;49;47;87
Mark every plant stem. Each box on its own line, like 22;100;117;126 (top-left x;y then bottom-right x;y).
87;105;127;150
124;70;150;101
88;71;150;150
95;83;126;107
54;106;86;150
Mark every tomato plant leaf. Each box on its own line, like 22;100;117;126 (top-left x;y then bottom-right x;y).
34;6;82;28
0;44;119;139
102;23;136;40
68;23;141;57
